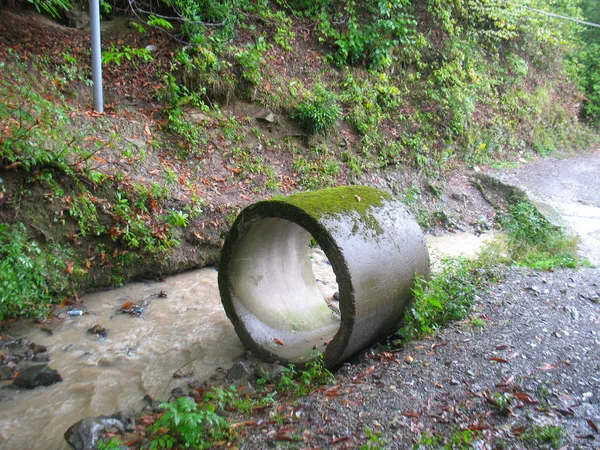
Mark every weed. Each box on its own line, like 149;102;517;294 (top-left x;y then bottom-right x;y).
293;83;341;134
0;223;71;321
499;199;579;270
489;391;514;416
276;354;334;396
236;36;271;87
417;428;482;449
361;427;388;449
150;396;233;450
95;437;124;450
398;257;494;340
102;45;154;66
293;153;340;190
520;425;563;449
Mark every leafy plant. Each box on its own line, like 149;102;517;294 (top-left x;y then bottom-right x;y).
0;223;71;321
95;437;124;450
398;257;493;340
102;45;154;66
150;396;233;450
499;199;579;270
293;83;341;133
276;354;334;396
520;425;563;449
361;427;388;449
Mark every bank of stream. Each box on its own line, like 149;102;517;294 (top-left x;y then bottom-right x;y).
0;232;492;450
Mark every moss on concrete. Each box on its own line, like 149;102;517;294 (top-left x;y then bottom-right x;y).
275;186;391;219
264;186;392;237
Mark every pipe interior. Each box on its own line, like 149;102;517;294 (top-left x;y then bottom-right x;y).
228;218;341;362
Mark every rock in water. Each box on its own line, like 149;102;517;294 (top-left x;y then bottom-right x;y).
64;416;124;450
13;364;62;388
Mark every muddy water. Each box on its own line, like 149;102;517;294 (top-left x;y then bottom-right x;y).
0;233;491;450
0;269;245;450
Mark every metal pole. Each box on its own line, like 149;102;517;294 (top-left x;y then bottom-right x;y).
89;0;103;112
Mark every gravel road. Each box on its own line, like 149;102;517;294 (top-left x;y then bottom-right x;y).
238;267;600;449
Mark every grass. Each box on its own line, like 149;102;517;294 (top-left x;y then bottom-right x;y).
492;199;579;270
397;257;495;341
520;425;563;449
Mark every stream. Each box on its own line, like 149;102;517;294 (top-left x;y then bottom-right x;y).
0;231;492;450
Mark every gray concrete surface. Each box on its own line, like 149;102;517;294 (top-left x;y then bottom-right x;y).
218;186;430;368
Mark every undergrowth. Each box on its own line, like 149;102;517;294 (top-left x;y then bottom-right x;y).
145;355;333;449
397;257;495;341
496;199;579;270
0;223;71;321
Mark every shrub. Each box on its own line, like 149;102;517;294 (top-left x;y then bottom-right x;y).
292;84;341;133
0;223;70;321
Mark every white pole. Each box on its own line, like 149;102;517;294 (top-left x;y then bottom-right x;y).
89;0;103;112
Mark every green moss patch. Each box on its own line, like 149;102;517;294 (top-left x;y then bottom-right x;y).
272;186;391;222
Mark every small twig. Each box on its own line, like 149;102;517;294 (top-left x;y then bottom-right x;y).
163;357;200;395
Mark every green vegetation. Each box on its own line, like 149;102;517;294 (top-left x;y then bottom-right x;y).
292;82;341;134
272;354;334;395
0;223;71;321
361;427;389;450
398;257;494;341
141;355;332;448
417;428;483;449
497;199;579;270
150;397;233;450
520;425;563;449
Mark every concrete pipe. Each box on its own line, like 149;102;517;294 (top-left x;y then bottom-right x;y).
218;186;430;368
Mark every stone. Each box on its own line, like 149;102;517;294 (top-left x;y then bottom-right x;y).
87;324;108;338
186;108;210;123
253;362;285;384
13;364;62;389
226;361;249;383
64;10;90;29
30;344;47;354
64;416;124;450
451;192;468;202
0;366;14;381
32;352;51;362
256;111;276;124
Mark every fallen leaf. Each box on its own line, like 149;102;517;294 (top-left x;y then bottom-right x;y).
537;363;558;371
405;355;414;364
488;357;509;363
121;301;135;310
65;261;74;274
340;399;360;407
512;426;527;436
514;393;538;404
402;411;421;418
273;338;284;346
4;161;22;170
495;344;509;350
586;418;599;433
555;408;575;417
